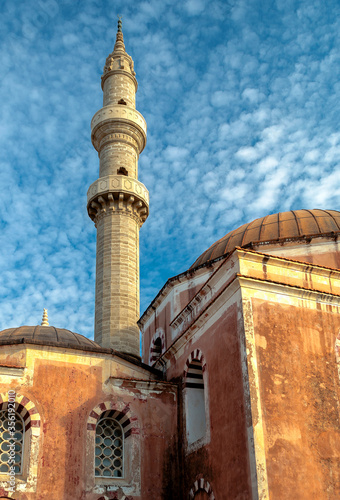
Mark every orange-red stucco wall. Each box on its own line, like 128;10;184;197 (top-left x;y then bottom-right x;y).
252;299;340;499
167;303;252;499
0;355;178;500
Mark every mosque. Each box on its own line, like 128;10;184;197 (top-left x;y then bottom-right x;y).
0;20;339;500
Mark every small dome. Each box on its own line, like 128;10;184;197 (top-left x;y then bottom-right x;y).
191;209;340;268
0;325;100;350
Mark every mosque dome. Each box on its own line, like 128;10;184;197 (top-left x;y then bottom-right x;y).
191;209;340;268
0;325;101;351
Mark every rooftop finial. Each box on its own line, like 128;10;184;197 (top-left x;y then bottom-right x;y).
117;15;122;33
41;308;49;327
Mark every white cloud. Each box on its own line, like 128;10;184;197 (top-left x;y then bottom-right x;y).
211;91;232;107
257;156;279;174
184;0;206;15
235;146;260;162
242;87;262;103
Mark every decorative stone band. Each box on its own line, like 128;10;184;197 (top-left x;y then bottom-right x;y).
0;392;41;433
188;478;215;499
88;175;149;206
87;175;149;225
87;401;138;438
91;105;147;153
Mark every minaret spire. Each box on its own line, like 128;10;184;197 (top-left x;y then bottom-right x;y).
114;16;125;52
87;21;148;358
117;15;122;31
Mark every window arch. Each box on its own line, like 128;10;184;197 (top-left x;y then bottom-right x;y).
184;350;208;447
189;478;215;499
95;414;124;478
0;392;41;493
87;402;138;486
149;328;166;365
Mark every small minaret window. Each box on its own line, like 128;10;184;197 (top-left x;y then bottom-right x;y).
117;167;128;176
118;98;127;105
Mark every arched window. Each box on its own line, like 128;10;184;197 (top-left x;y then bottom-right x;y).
95;415;124;478
153;337;162;357
148;329;166;365
0;410;24;475
185;356;207;446
88;402;140;489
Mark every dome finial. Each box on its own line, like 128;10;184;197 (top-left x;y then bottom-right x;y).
41;308;49;326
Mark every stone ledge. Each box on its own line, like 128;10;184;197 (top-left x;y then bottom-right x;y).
87;175;149;205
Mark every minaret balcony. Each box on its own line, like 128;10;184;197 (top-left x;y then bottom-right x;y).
87;175;149;225
91;105;147;154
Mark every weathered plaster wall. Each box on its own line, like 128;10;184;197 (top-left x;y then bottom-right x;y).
0;345;26;368
139;246;340;499
0;346;178;500
167;303;252;500
256;239;340;270
252;299;340;499
142;301;172;362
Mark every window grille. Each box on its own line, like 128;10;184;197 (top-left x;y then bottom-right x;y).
0;410;24;474
95;416;124;478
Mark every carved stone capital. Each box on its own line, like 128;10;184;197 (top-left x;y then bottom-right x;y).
87;175;149;226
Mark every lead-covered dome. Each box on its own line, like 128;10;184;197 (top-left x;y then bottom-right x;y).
191;209;340;268
0;325;101;351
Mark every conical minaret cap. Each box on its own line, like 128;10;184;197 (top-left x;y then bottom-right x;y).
102;16;136;85
113;16;126;53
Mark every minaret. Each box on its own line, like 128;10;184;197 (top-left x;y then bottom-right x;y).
87;18;149;358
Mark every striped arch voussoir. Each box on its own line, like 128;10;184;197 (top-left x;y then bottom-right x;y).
189;478;215;499
0;392;41;433
149;328;166;364
97;496;133;500
87;402;135;438
184;349;206;378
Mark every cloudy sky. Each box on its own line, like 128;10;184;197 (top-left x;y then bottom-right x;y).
1;0;340;339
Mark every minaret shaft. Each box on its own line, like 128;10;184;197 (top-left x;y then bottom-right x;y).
99;143;138;179
87;22;148;357
94;209;140;352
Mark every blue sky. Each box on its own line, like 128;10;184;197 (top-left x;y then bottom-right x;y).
1;0;340;339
